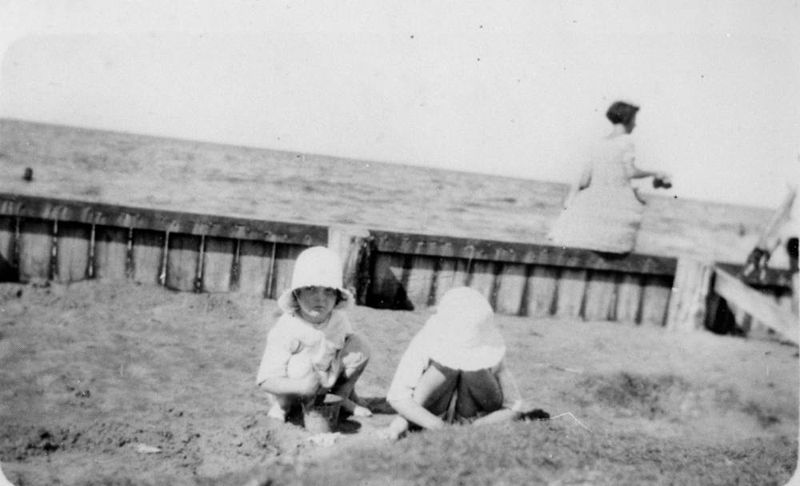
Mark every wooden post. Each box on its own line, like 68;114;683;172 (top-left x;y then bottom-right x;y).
615;273;643;324
93;225;129;280
525;265;558;317
469;260;497;304
665;257;714;332
404;255;436;309
555;268;587;319
582;270;618;321
236;240;272;296
269;243;307;300
0;216;18;281
18;219;53;284
202;236;235;293
494;263;527;316
433;257;469;305
327;225;371;299
131;229;165;286
55;222;91;283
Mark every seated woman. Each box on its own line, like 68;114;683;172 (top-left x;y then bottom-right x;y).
548;101;671;253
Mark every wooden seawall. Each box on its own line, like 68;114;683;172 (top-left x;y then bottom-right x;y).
0;193;793;334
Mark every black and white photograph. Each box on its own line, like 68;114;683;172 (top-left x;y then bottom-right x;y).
0;1;798;484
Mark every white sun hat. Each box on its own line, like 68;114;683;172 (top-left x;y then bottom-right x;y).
277;246;355;313
425;287;506;371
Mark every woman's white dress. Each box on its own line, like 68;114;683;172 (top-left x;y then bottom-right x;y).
548;134;644;253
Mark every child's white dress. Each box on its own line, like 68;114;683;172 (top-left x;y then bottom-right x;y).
257;310;352;390
548;134;644;253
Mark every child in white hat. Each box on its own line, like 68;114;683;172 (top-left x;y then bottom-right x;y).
256;246;371;423
382;287;525;440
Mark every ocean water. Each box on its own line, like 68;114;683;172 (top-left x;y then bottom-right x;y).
0;118;781;267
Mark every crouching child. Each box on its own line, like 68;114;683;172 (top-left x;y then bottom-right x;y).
382;287;524;440
256;246;371;426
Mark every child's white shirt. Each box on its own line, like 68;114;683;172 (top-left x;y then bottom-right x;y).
386;326;524;411
257;309;353;388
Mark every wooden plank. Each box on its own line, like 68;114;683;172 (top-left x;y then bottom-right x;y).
93;225;129;280
202;236;235;293
55;222;91;283
525;265;559;317
18;219;53;283
469;260;497;304
582;270;618;321
0;192;328;245
713;267;798;344
432;257;469;305
371;229;677;276
269;244;307;300
131;229;165;285
615;273;643;324
665;258;714;331
236;240;272;295
165;233;201;291
555;268;587;319
640;275;673;327
494;263;527;316
405;255;436;309
0;216;18;281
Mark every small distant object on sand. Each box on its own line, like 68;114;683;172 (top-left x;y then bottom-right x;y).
23;167;33;182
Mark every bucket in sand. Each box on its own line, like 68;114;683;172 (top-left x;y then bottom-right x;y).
302;394;343;433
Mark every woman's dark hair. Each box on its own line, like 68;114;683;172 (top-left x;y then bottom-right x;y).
606;101;640;126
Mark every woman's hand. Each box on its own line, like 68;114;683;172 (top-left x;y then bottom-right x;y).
652;172;672;189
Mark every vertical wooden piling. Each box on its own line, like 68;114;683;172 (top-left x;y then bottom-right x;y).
18;219;53;283
236;240;272;295
55;222;91;283
555;268;587;319
94;225;129;280
202;236;235;293
468;260;496;303
615;273;643;324
494;263;527;315
269;244;306;299
582;270;618;321
525;265;559;317
0;216;18;281
131;229;166;285
327;225;371;297
404;255;436;309
665;258;714;332
433;257;469;304
165;233;201;291
640;275;672;327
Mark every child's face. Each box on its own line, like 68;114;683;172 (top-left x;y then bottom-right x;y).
294;286;338;324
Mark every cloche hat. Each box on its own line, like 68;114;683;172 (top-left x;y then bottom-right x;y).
425;287;506;371
277;246;355;313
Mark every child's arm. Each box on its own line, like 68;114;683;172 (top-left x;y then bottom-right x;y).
386;333;447;430
259;372;321;397
388;397;446;431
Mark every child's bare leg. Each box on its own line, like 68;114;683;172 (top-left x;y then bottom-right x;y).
332;334;371;416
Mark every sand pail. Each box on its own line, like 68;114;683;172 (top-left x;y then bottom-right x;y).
302;394;343;434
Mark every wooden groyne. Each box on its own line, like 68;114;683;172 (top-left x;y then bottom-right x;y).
0;192;794;337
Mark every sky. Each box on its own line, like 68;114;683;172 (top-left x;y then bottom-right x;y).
1;0;799;209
